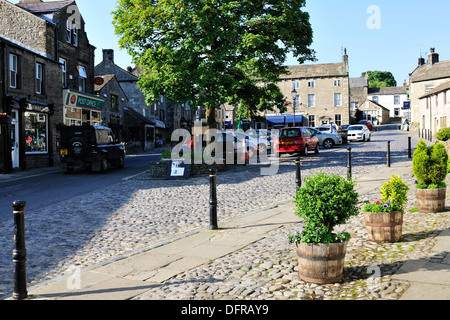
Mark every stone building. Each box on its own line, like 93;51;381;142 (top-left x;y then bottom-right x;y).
349;76;369;115
93;74;127;141
358;99;390;125
409;48;450;133
265;50;350;129
0;0;103;173
417;80;450;138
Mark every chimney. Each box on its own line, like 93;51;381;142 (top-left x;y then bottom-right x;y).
103;49;114;63
428;48;439;65
418;56;425;66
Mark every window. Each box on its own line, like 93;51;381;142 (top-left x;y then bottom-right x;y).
9;54;18;89
110;94;118;111
35;62;43;94
394;95;400;105
66;20;72;43
334;93;342;106
25;112;47;153
73;25;78;46
394;108;400;117
334;114;342;126
293;81;300;89
334;79;341;87
350;102;358;111
60;58;67;88
64;106;101;126
308;94;315;107
308;115;315;127
78;66;86;92
307;81;315;88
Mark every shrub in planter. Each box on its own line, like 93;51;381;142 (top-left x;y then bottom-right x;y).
413;140;448;213
436;127;450;142
363;175;409;243
287;172;359;284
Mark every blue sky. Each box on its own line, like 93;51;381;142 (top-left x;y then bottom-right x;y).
9;0;450;85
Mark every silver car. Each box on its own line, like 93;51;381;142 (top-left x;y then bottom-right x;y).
308;127;343;149
347;125;371;142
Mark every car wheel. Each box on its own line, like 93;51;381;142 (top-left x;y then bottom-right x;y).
362;135;366;142
118;154;125;168
323;139;334;149
100;157;108;173
302;145;308;156
367;135;371;142
314;144;319;154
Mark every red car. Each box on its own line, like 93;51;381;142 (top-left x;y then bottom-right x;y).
273;127;319;157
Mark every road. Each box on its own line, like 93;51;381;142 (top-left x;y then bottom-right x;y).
0;150;162;221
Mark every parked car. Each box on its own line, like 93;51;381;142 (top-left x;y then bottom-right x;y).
307;127;343;149
347;125;371;142
273;127;319;157
314;124;339;135
188;131;256;163
358;120;373;130
59;125;125;173
234;130;271;154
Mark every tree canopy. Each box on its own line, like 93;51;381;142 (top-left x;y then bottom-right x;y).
362;71;397;88
112;0;315;128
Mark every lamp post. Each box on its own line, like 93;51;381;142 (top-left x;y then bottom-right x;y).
292;88;297;127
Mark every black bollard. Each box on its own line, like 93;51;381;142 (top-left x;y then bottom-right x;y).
295;157;301;190
209;169;218;230
12;201;27;300
408;137;412;159
387;141;391;167
347;147;352;181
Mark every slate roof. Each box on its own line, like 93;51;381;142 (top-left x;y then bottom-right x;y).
409;60;450;83
281;62;348;79
16;0;75;13
368;87;407;95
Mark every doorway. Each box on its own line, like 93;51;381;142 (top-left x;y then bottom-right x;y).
10;110;19;169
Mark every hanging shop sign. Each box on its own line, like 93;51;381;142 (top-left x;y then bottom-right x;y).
64;89;105;111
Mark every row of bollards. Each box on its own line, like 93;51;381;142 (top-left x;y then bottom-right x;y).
295;137;414;187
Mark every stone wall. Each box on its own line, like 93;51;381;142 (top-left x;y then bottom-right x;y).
0;0;55;59
149;160;227;179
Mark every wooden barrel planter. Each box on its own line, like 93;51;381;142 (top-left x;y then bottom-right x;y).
416;188;446;213
363;211;403;243
295;241;347;284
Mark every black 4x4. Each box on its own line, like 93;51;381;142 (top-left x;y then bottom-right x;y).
59;125;125;173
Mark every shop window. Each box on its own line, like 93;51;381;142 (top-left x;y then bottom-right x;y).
25;112;47;153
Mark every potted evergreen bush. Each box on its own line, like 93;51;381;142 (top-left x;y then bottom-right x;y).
287;172;359;284
413;140;448;213
363;175;409;243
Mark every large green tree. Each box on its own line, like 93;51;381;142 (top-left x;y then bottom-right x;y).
112;0;315;128
362;71;397;88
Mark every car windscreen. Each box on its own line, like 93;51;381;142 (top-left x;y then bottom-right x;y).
279;129;301;138
348;126;363;131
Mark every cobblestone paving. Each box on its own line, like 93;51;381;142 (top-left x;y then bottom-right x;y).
1;127;446;300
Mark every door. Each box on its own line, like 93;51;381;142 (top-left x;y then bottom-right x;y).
10;110;19;168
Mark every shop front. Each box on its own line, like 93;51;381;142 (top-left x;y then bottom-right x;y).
63;89;105;127
6;97;56;171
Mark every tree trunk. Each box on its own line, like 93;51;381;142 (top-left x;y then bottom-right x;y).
206;107;216;129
